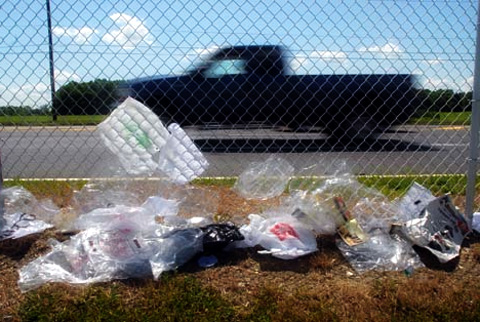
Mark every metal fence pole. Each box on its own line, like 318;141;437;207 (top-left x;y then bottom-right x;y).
46;0;57;121
465;0;480;223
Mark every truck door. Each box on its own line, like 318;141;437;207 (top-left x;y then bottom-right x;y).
195;57;251;124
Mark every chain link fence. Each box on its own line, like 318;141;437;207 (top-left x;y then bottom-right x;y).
0;0;478;204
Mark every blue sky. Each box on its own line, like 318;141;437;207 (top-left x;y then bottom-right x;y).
0;0;477;107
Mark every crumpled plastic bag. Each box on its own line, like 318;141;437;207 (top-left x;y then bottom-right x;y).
238;214;317;260
234;156;294;200
18;224;204;292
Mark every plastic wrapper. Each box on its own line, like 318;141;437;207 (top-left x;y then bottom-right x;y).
234;155;294;200
18;225;204;292
157;123;209;184
97;97;171;176
238;214;317;260
401;195;470;263
0;213;53;241
336;229;423;273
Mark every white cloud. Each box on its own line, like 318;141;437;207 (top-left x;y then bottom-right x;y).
0;83;50;107
102;13;153;50
426;59;443;66
290;55;309;72
311;50;347;62
457;76;473;92
359;42;403;58
53;26;96;44
55;70;81;85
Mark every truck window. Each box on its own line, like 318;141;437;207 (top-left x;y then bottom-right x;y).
203;59;246;78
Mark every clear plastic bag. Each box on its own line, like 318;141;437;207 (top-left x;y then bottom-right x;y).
336;229;423;273
234;155;294;200
1;186;60;223
157;123;209;184
18;224;204;292
0;213;53;241
238;214;317;260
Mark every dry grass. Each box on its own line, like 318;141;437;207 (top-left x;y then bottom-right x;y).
1;181;480;321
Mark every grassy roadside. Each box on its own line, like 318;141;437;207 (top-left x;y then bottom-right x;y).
0;112;471;127
0;115;106;126
409;111;471;126
2;175;480;321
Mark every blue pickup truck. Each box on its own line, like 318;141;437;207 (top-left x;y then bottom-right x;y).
121;45;418;139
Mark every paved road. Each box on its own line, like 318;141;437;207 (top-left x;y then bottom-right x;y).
0;125;471;178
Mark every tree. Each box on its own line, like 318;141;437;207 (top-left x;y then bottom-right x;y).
54;79;122;115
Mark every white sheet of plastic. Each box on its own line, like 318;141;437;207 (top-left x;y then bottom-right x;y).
97;97;171;175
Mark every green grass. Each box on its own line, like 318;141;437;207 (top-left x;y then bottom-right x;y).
19;275;236;322
0;115;106;126
0;112;472;127
409;111;471;126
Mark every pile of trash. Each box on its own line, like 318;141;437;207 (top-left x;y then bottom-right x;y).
0;98;473;292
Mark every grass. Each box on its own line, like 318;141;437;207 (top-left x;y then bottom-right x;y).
410;111;471;126
0;112;471;127
0;115;106;126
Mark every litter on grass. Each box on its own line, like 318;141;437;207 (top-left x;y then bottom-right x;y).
10;152;472;291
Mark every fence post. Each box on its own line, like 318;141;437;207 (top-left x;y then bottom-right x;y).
465;0;480;223
46;0;57;121
0;150;4;231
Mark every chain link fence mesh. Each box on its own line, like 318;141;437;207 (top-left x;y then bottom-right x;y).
0;0;478;201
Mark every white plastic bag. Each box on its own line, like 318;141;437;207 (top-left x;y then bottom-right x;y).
238;214;317;259
97;97;171;175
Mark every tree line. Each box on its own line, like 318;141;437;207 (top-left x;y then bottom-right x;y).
0;79;473;116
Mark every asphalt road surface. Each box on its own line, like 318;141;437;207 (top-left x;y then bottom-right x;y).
0;125;471;179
